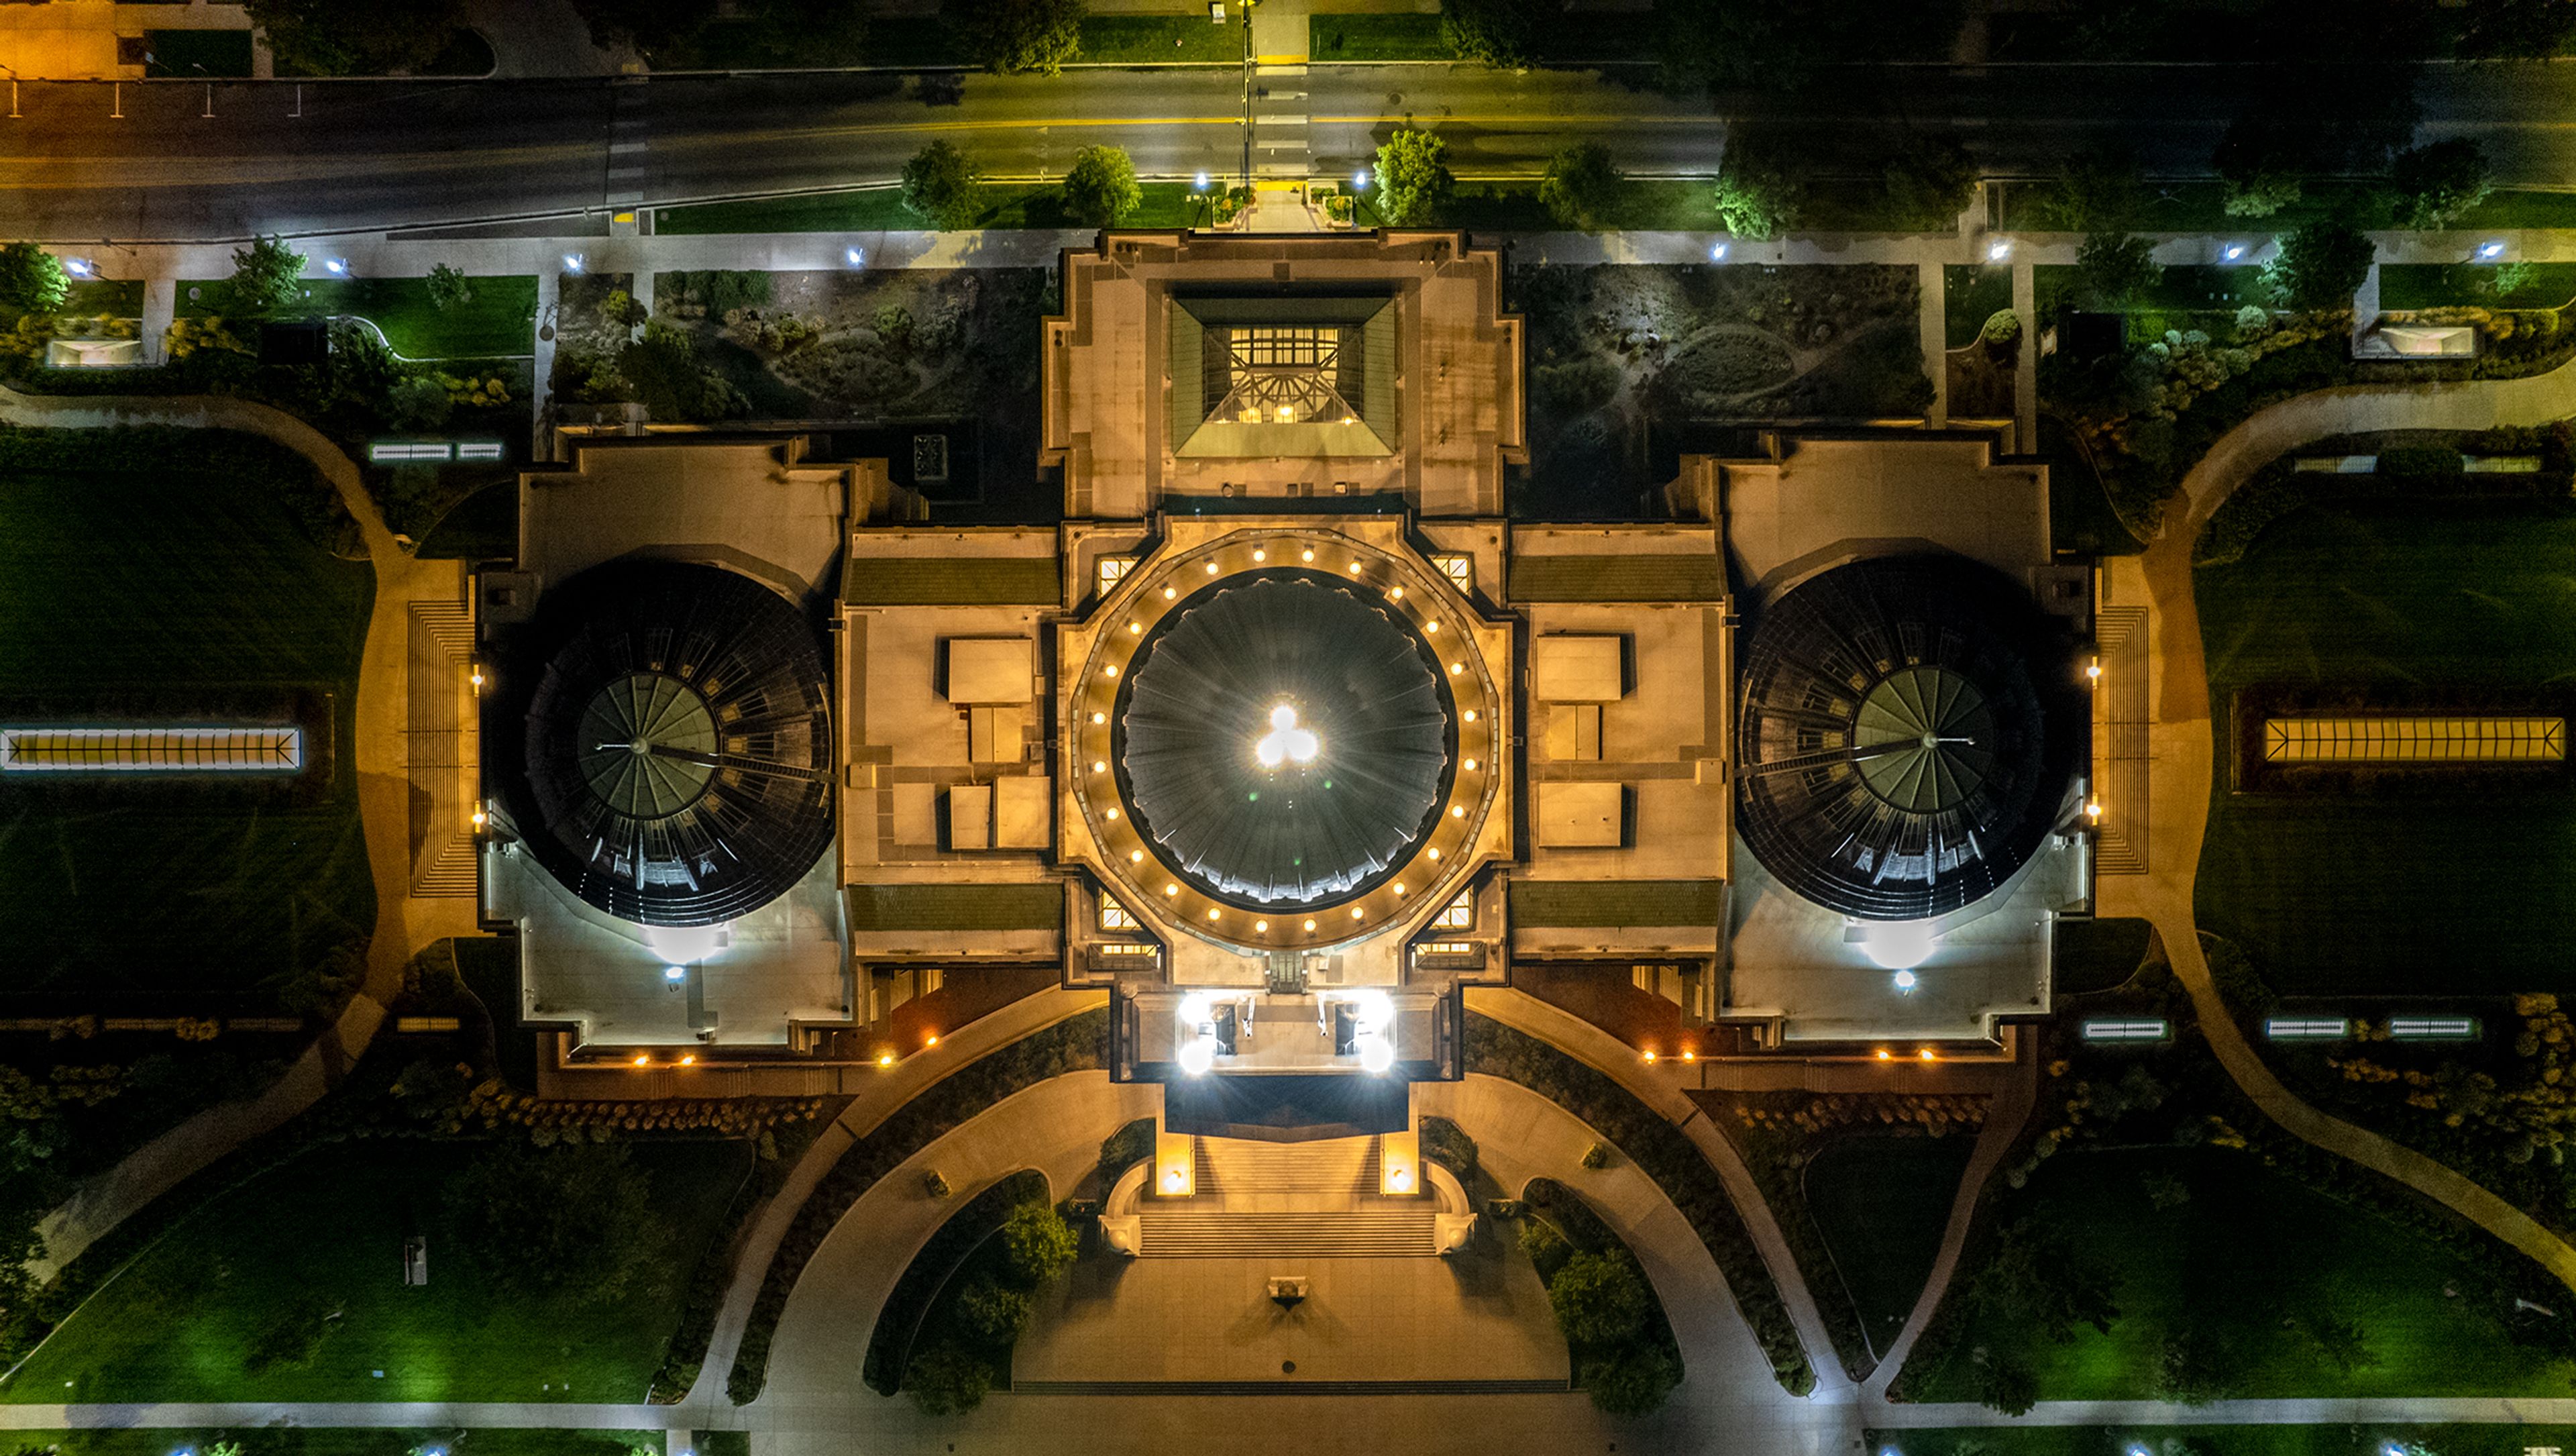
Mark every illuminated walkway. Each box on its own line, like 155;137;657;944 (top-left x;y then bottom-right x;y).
2100;358;2576;1292
0;382;482;1276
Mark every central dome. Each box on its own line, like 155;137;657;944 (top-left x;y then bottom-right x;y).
1118;571;1453;908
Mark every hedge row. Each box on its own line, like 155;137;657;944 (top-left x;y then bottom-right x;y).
722;1008;1108;1404
1465;1013;1817;1396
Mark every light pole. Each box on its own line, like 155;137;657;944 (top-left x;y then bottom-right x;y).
1237;0;1260;193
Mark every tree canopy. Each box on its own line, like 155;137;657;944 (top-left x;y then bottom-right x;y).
2387;139;2494;229
570;0;867;66
0;243;68;318
2076;231;2163;308
227;236;309;315
998;1201;1079;1284
945;0;1085;76
1881;136;1978;231
246;0;464;75
1538;143;1623;229
1374;129;1456;225
2263;217;2376;311
1713;128;1803;241
1548;1250;1650;1347
902;141;985;229
1061;145;1142;227
1438;0;1559;68
2036;145;2145;233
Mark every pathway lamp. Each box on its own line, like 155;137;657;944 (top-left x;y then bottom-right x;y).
323;257;348;276
2222;243;2245;261
1986;238;2012;262
845;246;864;266
2480;241;2506;260
1709;242;1728;262
561;252;585;275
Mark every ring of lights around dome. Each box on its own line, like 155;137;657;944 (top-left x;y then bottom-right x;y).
1065;527;1507;952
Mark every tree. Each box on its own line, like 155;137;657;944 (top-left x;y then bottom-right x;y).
904;1343;994;1414
2263;217;2376;310
1439;0;1559;68
1374;128;1455;225
2214;113;2311;218
945;0;1084;76
2035;144;2143;233
2387;139;2494;229
1974;1350;2039;1416
953;1277;1034;1342
1713;128;1803;241
1539;143;1623;229
227;236;309;315
246;0;464;74
618;320;750;422
2076;231;2162;308
1547;1251;1650;1347
2155;1322;2235;1405
386;376;455;432
443;1142;663;1302
1882;136;1978;230
1965;1217;2120;1344
998;1201;1078;1284
425;263;474;312
0;243;68;318
570;0;865;66
1061;145;1142;228
1579;1341;1680;1416
902;140;983;230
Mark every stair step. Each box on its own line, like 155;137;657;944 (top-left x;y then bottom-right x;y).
1139;1211;1436;1258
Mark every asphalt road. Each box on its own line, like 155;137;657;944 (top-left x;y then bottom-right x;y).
0;61;2559;242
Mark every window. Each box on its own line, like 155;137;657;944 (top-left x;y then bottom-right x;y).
1097;556;1133;595
1099;896;1138;931
1432;892;1473;931
1434;554;1474;592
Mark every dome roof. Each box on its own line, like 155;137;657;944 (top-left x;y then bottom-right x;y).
1118;572;1453;907
496;561;834;927
1735;556;2081;921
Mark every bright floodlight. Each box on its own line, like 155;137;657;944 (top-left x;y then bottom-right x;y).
1893;970;1918;992
2223;243;2245;261
1179;992;1211;1025
1709;242;1729;262
561;252;585;274
1354;168;1371;189
1863;921;1939;970
62;257;91;277
1352;988;1394;1032
323;257;347;275
1254;703;1319;768
1194;170;1210;190
1987;239;2012;261
663;965;687;982
1178;1035;1215;1075
1358;1033;1395;1074
2481;241;2507;260
845;246;865;266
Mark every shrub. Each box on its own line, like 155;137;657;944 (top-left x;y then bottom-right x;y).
1375;128;1455;226
952;1276;1033;1343
945;0;1083;76
1548;1250;1650;1345
1880;136;1976;231
1539;142;1623;229
902;140;983;229
2387;139;2493;230
228;236;309;316
1714;129;1802;241
2262;218;2376;311
1062;144;1142;227
1097;1119;1154;1180
2375;443;2464;480
2034;144;2143;232
0;243;67;317
1518;1213;1571;1276
1980;309;2023;347
904;1342;993;1414
872;304;916;356
1419;1116;1477;1180
998;1200;1078;1284
1439;0;1557;66
1536;355;1621;413
1974;1350;2039;1415
246;0;462;75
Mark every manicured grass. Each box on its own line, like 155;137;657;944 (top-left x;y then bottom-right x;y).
658;182;1206;235
1803;1135;1970;1355
1311;13;1454;60
0;456;375;1007
3;1139;753;1404
2195;502;2576;994
0;1431;657;1456
1081;14;1243;63
1870;1427;2576;1456
177;276;537;358
2381;261;2576;311
1902;1145;2576;1402
1944;264;2013;349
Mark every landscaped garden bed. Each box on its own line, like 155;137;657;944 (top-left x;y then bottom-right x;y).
177;275;537;360
1512;263;1931;519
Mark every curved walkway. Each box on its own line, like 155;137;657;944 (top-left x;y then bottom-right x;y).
1;384;479;1276
2101;357;2576;1290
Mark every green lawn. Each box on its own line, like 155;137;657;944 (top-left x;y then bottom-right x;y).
1803;1136;1970;1356
1081;14;1243;62
2195;501;2576;994
178;276;537;358
0;1432;657;1456
1944;264;2013;349
1870;1427;2576;1456
60;278;144;318
3;1139;753;1404
0;450;376;1007
1903;1145;2576;1402
2381;261;2576;311
1999;178;2576;235
1310;13;1455;60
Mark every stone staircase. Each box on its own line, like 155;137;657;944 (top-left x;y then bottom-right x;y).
1136;1135;1437;1257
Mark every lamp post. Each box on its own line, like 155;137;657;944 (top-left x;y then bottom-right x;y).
1237;0;1260;193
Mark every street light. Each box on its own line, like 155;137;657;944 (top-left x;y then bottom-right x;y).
1353;167;1371;191
1987;238;2012;262
2480;240;2506;260
323;257;348;276
2222;242;2245;261
561;252;585;275
62;256;93;278
845;246;865;266
1709;242;1729;262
